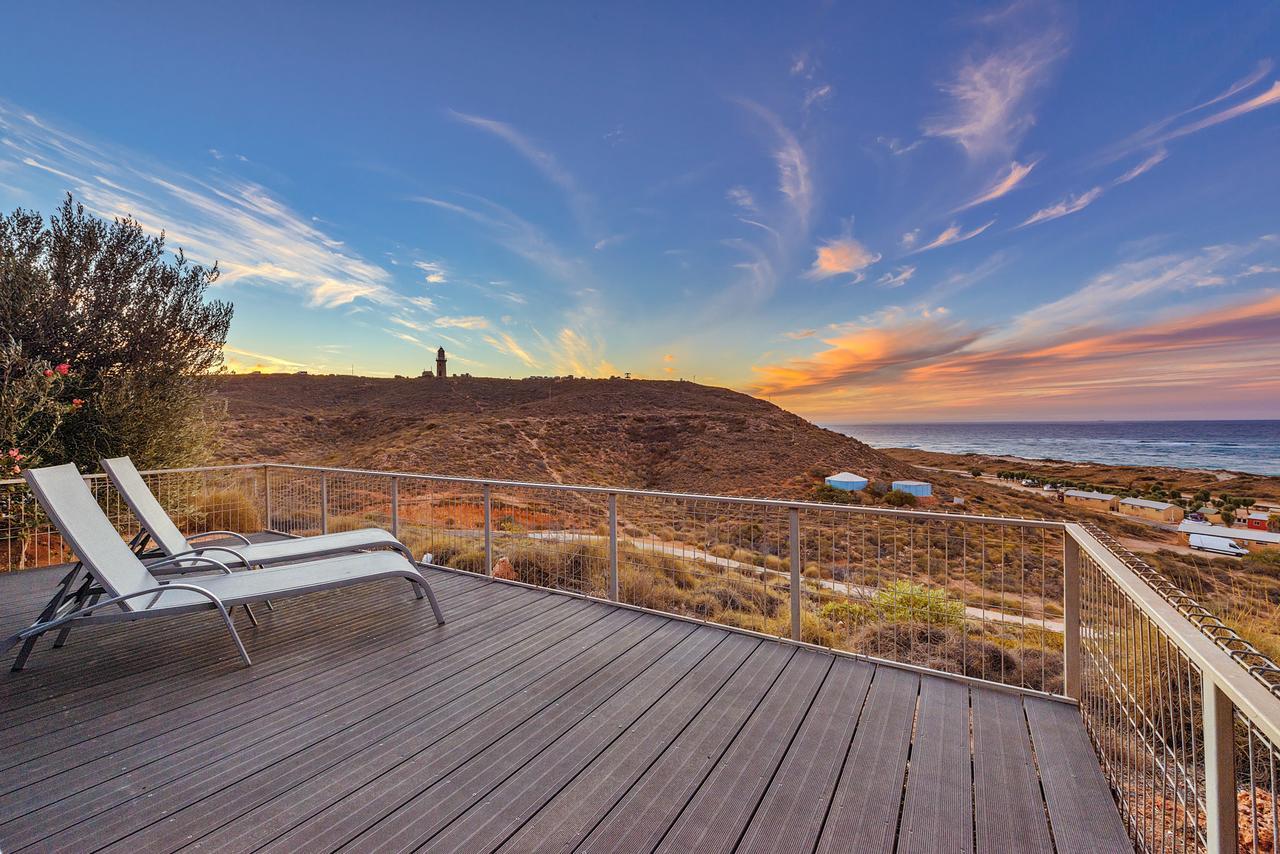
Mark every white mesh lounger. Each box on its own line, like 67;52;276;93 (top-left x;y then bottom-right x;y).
4;464;444;670
100;456;421;571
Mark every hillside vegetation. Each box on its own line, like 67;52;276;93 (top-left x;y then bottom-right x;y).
212;374;923;496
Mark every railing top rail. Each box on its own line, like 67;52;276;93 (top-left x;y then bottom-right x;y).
0;462;264;488
1068;522;1280;744
258;462;1067;529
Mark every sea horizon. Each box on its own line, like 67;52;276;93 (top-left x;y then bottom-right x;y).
826;419;1280;476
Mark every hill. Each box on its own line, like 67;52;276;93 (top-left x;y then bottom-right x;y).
211;374;919;497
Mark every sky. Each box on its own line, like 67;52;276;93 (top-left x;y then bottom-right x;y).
1;2;1279;423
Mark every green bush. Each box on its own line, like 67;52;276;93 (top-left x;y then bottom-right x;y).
870;581;965;627
814;484;860;505
819;601;869;625
883;489;919;508
1243;550;1280;573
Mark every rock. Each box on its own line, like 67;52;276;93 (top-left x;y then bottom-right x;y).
492;556;516;580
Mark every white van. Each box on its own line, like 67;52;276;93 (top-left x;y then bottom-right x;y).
1189;533;1248;557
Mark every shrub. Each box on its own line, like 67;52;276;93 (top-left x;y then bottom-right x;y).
697;576;782;617
819;601;869;626
851;622;1063;694
2;197;232;469
190;488;263;534
814;484;859;505
870;581;965;627
1243;550;1280;574
883;489;919;508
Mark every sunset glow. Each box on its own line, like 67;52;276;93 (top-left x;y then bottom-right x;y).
2;3;1278;420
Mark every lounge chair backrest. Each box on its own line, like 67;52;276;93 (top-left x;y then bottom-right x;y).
23;464;158;608
99;457;190;555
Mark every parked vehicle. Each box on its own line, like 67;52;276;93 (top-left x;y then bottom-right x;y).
1189;533;1248;557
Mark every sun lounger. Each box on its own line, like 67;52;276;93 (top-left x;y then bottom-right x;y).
4;464;444;670
100;456;421;571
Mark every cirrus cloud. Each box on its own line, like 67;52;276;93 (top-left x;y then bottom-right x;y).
914;220;995;253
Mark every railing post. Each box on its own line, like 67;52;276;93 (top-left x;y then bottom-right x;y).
483;483;493;576
263;465;273;531
320;471;329;535
1063;533;1082;700
390;476;400;539
1203;679;1238;853
789;506;801;642
608;493;619;601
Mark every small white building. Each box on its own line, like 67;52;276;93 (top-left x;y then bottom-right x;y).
824;472;868;492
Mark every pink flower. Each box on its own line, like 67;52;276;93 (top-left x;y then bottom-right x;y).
43;369;54;377
6;449;20;460
8;465;19;476
72;398;85;408
55;363;70;376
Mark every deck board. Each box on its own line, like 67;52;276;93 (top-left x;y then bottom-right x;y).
973;689;1055;854
0;565;1131;853
655;648;832;853
1026;696;1133;853
818;665;921;854
898;677;975;854
736;655;874;854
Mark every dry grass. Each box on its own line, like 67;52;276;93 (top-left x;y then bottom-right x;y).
189;488;262;534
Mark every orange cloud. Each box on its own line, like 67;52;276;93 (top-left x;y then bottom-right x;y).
752;293;1280;420
805;236;881;280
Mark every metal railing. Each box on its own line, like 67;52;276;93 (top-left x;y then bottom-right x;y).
4;461;1280;852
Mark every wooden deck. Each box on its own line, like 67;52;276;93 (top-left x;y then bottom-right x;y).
0;563;1131;853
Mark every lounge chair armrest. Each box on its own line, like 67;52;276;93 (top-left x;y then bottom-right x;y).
189;530;253;546
149;552;236;576
14;583;228;640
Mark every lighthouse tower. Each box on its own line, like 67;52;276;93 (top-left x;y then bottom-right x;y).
436;346;447;378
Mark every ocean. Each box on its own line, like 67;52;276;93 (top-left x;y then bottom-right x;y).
826;420;1280;476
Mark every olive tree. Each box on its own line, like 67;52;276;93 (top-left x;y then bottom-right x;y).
0;196;232;470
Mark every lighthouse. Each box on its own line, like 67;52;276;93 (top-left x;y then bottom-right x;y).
436;346;447;378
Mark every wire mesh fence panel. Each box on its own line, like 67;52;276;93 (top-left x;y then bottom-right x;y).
1079;547;1207;853
487;483;609;595
144;468;266;541
1237;713;1280;854
321;470;391;534
264;467;325;537
793;508;1066;692
614;493;794;638
395;477;488;573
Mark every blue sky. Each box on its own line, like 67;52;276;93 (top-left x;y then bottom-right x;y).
2;1;1279;421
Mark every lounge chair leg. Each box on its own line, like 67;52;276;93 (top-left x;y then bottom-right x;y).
54;590;99;649
11;631;43;672
215;605;252;666
264;600;275;611
419;580;445;625
243;603;259;626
